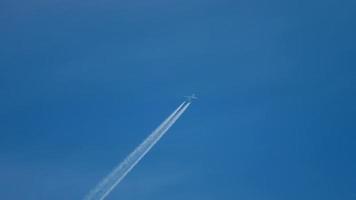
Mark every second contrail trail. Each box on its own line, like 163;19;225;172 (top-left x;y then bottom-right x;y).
84;100;192;200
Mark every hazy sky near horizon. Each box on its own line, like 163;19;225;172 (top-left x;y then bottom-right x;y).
1;0;356;199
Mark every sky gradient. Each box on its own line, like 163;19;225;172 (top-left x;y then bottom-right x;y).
1;0;356;199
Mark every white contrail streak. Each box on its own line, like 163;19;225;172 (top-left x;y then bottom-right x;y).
84;101;191;200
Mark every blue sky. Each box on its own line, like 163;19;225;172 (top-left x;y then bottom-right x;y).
1;0;356;199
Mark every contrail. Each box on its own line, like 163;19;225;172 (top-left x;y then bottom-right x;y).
84;101;191;200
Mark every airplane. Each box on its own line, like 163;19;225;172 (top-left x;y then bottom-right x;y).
185;94;198;102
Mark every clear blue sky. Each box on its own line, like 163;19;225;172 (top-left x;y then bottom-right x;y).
1;0;355;199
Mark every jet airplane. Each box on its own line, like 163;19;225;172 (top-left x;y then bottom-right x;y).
185;94;198;102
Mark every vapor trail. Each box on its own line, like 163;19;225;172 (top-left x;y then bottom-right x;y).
84;101;191;200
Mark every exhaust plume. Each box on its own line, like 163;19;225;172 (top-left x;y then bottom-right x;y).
84;101;191;200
